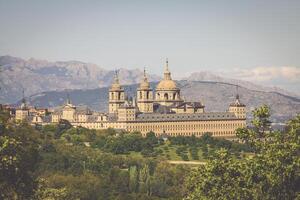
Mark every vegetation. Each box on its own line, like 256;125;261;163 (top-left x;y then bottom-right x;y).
1;105;299;199
185;105;300;200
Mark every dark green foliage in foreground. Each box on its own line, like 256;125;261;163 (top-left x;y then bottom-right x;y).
0;111;189;199
1;105;298;199
0;111;40;199
185;106;300;200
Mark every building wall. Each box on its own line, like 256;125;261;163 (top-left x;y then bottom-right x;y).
62;109;76;122
118;107;136;121
52;114;60;122
229;106;246;119
70;118;246;138
15;109;29;121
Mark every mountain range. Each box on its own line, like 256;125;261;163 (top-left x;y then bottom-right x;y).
1;55;299;123
25;81;300;123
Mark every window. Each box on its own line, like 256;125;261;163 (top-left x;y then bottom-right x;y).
164;93;168;100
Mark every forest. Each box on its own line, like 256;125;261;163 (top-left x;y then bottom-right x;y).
0;105;299;200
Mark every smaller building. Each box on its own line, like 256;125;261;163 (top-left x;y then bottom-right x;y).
51;98;93;123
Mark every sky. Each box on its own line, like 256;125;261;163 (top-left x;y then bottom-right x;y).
0;0;299;94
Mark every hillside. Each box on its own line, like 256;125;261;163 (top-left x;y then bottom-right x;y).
1;55;299;105
26;80;300;123
0;55;160;103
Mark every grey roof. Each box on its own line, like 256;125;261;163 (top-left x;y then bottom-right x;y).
107;114;118;122
135;112;238;122
52;104;92;115
172;101;204;109
42;115;52;123
230;97;245;107
153;103;175;114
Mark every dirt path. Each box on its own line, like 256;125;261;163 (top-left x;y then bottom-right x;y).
168;160;206;165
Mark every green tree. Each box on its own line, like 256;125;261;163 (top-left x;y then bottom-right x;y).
185;106;300;200
129;165;138;193
139;164;151;195
0;114;40;199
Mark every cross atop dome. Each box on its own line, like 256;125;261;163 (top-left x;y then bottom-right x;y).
139;67;150;89
114;70;120;84
164;58;172;80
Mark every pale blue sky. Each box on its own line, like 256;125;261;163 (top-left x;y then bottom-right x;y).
0;0;299;94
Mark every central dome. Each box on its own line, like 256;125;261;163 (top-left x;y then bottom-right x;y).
156;79;177;90
156;59;177;90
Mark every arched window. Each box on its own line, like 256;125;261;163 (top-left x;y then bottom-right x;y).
118;92;121;100
140;91;142;99
173;93;176;100
164;93;168;100
111;92;114;100
146;91;149;99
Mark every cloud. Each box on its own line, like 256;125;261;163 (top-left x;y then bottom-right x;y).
226;66;300;82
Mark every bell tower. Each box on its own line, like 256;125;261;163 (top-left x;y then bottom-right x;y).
137;68;153;113
109;70;125;114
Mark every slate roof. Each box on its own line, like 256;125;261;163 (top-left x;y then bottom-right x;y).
135;112;238;122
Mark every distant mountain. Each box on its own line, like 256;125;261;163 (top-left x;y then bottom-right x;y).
0;55;160;103
185;71;299;98
25;80;300;123
1;55;299;119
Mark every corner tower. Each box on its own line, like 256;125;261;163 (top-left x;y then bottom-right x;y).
229;86;246;119
155;59;183;106
109;71;125;114
137;69;153;113
15;90;29;122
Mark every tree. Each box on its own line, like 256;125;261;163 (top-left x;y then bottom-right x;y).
0;114;40;199
129;165;138;193
185;106;300;200
139;164;151;195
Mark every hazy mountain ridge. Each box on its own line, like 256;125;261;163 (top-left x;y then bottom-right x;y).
25;81;300;123
1;55;299;123
185;71;299;98
0;55;160;103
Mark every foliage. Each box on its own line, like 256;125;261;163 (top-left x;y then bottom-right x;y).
0;111;40;199
185;106;300;200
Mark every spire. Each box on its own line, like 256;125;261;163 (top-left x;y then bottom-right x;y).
165;58;169;72
143;67;148;82
140;67;150;89
230;84;245;107
21;89;26;104
20;88;27;109
111;69;122;90
66;92;71;104
163;58;172;80
235;85;239;100
114;70;119;84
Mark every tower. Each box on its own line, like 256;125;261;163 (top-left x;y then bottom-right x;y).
109;70;125;114
229;85;246;119
15;89;29;121
155;59;183;106
62;93;76;122
137;68;154;113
